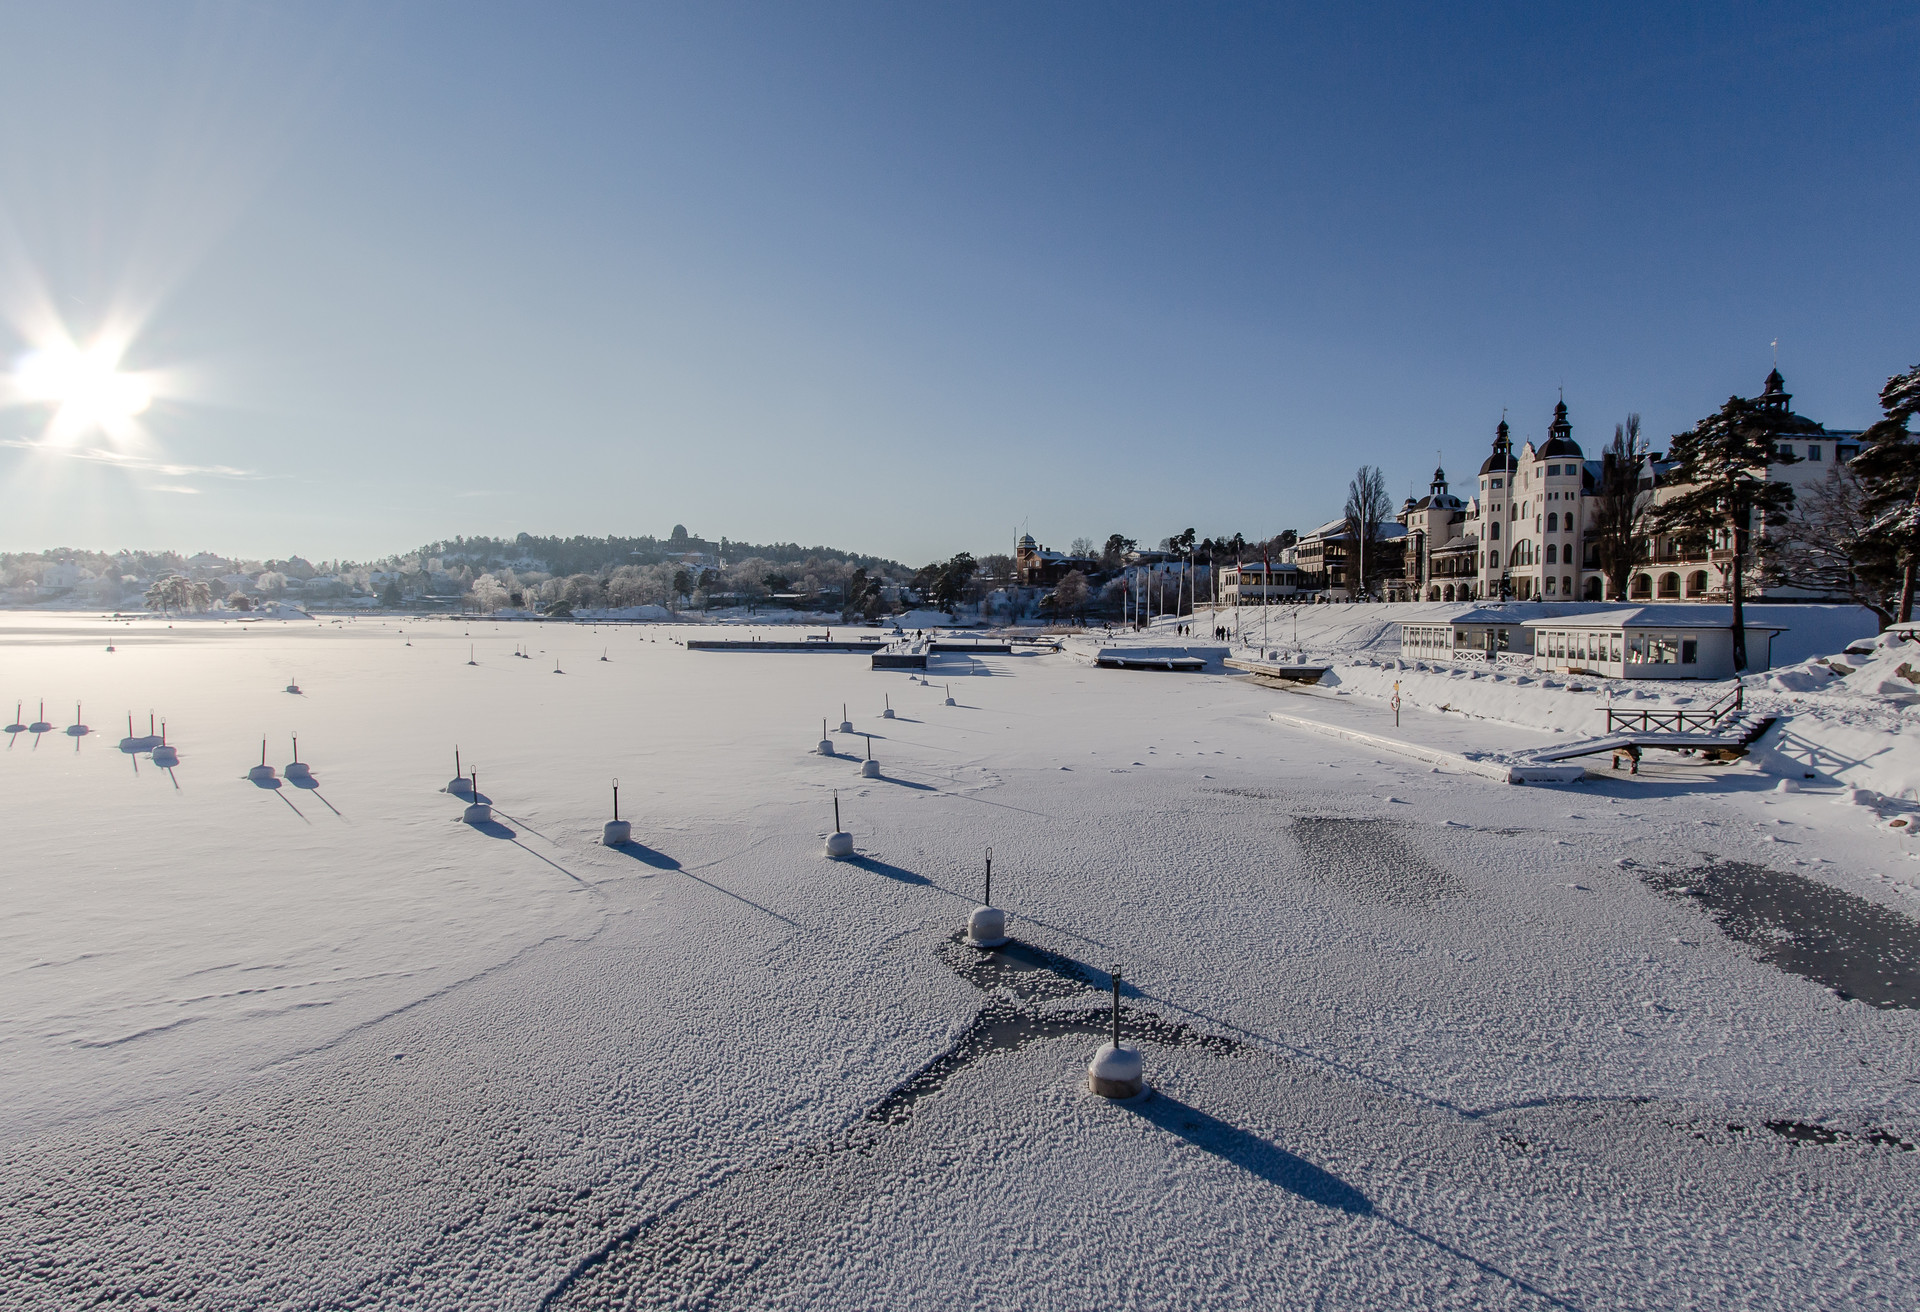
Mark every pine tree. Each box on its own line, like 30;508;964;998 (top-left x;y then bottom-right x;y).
1647;396;1799;669
1847;362;1920;622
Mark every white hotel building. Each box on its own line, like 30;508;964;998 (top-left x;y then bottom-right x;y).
1399;371;1858;604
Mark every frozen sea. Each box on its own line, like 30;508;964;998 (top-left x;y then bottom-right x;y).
2;614;1916;1309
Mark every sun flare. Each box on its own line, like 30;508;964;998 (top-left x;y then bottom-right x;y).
12;340;154;443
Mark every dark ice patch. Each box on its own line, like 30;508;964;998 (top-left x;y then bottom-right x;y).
1644;861;1920;1009
1289;817;1465;908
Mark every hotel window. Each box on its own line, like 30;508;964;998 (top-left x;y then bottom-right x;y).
1807;445;1821;461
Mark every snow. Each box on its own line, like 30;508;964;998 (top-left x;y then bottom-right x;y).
2;612;1917;1309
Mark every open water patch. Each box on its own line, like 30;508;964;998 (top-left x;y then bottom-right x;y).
1644;860;1920;1008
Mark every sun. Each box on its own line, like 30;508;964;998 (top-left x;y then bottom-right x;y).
12;340;154;443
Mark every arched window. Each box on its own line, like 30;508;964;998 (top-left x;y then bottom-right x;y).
1545;576;1556;594
1489;521;1500;541
1442;584;1454;601
1545;543;1558;564
1547;512;1559;532
1584;576;1603;600
1631;573;1652;599
1686;570;1708;597
1658;572;1681;599
1563;575;1573;596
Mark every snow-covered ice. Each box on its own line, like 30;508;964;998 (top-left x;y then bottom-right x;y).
2;612;1917;1309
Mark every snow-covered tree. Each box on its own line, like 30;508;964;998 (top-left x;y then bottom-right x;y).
1848;361;1920;622
470;574;510;612
1769;462;1898;626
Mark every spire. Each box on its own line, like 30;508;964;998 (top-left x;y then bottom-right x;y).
1759;365;1790;410
1541;394;1581;458
1482;415;1516;476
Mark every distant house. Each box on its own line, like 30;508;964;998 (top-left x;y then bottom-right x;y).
1015;534;1098;587
1217;561;1301;604
1295;518;1407;600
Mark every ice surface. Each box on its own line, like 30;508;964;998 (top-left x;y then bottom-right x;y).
0;612;1916;1309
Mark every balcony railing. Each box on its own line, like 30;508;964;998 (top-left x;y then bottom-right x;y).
1604;683;1743;736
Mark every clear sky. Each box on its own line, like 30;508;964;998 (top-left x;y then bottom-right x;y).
0;2;1915;565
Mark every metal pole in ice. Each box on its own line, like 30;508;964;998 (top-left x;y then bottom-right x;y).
1087;967;1145;1099
464;770;491;823
603;777;630;845
286;734;312;780
825;789;853;857
818;718;834;756
861;734;879;777
965;846;1007;947
839;703;852;733
249;737;278;782
882;694;894;720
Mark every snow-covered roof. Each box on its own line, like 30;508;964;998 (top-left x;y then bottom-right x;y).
1519;606;1787;632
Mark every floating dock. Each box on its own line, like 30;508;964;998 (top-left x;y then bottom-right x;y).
686;638;886;652
1224;657;1329;685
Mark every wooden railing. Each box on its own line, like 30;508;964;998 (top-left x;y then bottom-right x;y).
1604;683;1744;736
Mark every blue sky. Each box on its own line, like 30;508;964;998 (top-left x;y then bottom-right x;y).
1;2;1914;564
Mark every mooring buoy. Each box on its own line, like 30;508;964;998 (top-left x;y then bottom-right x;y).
1087;970;1144;1099
603;777;631;845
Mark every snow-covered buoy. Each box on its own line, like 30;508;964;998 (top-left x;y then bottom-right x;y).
860;736;880;778
964;849;1007;947
284;735;312;780
448;747;471;794
966;906;1006;947
838;703;853;734
882;694;894;720
248;738;278;782
1087;971;1144;1099
463;771;491;823
1775;778;1797;793
817;718;834;756
151;724;178;768
1088;1042;1145;1099
825;791;854;858
286;679;301;694
944;683;955;706
602;778;630;845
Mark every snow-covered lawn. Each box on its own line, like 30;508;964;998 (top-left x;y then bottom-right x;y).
2;613;1916;1309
